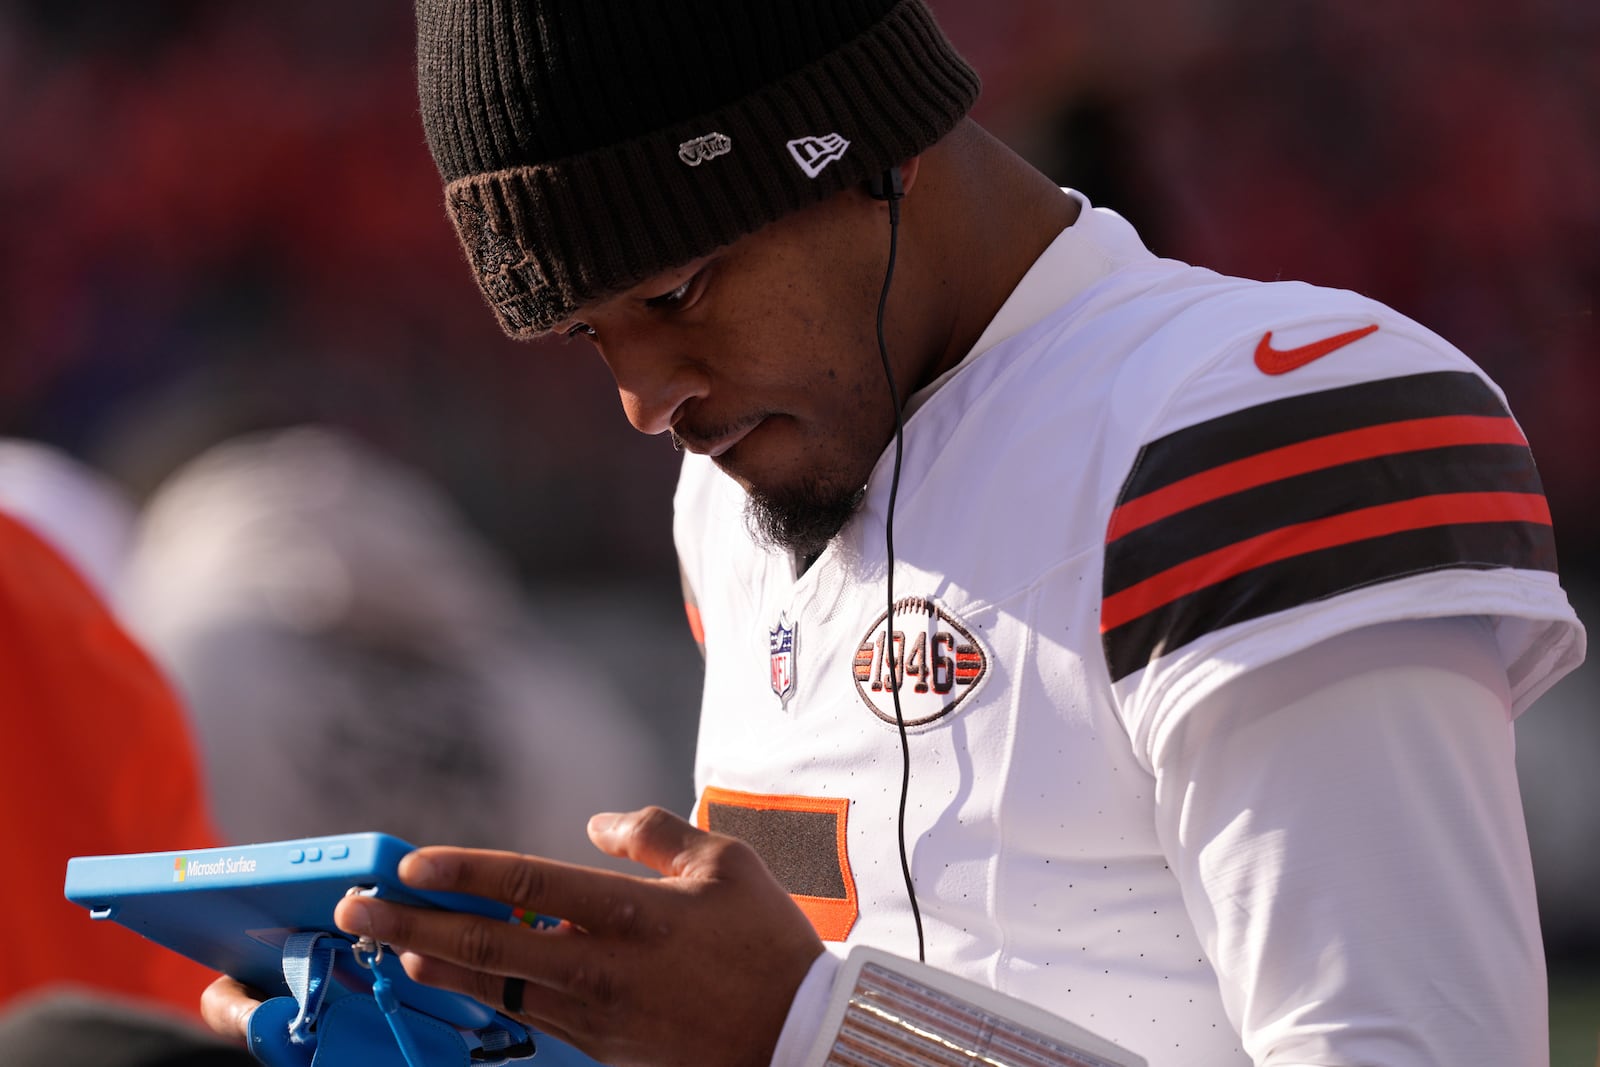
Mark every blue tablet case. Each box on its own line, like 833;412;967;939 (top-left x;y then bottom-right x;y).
65;833;600;1066
66;834;501;998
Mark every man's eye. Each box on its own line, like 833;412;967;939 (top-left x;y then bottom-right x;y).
643;276;695;310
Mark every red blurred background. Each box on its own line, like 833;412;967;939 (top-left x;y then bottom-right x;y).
3;1;1594;579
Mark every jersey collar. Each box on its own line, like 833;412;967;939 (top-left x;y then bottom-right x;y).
905;188;1154;417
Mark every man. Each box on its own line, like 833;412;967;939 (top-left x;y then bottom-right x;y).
204;1;1585;1064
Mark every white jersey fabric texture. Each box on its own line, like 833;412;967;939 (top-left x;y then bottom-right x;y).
770;618;1547;1066
672;190;1585;1064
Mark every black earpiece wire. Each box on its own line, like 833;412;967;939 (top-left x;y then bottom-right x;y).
872;169;926;963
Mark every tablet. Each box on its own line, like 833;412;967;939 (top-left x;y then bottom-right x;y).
63;832;541;1020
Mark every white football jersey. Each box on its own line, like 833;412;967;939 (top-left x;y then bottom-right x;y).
673;191;1584;1064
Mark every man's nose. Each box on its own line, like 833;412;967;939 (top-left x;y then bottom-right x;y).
601;340;711;436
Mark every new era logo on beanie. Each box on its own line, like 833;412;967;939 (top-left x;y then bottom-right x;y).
787;134;851;178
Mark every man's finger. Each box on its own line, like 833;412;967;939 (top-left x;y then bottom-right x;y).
200;975;261;1042
586;806;717;877
334;896;636;998
397;950;601;1047
389;847;652;933
337;896;514;973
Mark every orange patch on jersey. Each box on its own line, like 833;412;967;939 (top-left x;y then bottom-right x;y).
696;787;857;942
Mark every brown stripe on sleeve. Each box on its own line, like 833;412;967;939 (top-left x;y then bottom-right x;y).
1102;372;1557;683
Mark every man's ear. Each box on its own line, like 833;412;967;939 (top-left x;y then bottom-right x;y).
865;154;923;202
897;154;922;194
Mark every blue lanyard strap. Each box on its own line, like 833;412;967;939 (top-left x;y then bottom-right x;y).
281;932;338;1046
371;967;436;1067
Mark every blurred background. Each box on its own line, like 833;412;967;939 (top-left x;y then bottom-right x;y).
1;0;1595;1056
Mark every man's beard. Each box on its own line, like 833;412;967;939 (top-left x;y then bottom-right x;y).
744;477;866;560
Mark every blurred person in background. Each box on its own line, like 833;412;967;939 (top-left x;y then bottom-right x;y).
0;475;237;1058
0;439;137;603
118;425;680;866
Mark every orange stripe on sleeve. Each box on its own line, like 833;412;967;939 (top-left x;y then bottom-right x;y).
1101;490;1552;632
1107;414;1529;540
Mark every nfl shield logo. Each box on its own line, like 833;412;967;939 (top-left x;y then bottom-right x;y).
769;613;797;707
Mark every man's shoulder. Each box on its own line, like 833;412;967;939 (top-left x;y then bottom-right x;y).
941;268;1478;508
959;256;1439;435
1099;277;1451;440
1050;273;1514;503
1091;279;1581;718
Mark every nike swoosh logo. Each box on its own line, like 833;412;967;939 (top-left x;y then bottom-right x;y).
1254;323;1380;375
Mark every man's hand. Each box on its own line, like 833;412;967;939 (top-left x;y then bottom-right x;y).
327;807;824;1067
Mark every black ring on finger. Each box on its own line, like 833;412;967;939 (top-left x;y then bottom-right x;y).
502;976;525;1015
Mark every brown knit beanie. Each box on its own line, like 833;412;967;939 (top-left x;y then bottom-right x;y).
415;0;980;338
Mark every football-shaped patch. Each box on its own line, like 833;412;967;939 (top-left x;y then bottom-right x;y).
852;596;989;727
